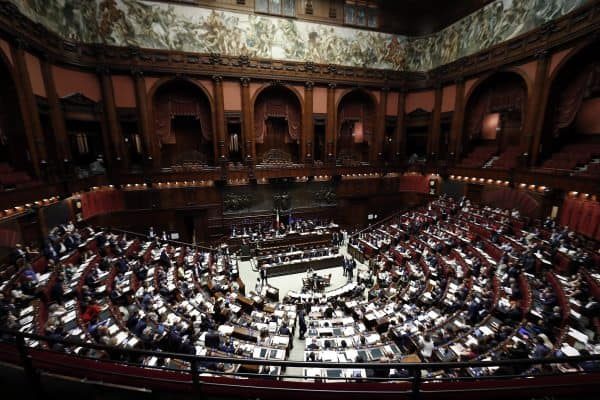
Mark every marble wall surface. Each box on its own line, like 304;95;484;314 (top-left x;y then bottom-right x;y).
12;0;586;71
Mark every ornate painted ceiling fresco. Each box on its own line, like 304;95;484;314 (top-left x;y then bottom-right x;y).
407;0;586;71
12;0;586;71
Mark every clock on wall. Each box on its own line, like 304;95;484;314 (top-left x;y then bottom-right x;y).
429;179;437;195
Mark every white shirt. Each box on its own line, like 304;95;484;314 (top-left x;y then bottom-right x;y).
420;338;434;358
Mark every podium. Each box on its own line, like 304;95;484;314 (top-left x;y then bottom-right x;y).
266;286;279;302
240;244;251;261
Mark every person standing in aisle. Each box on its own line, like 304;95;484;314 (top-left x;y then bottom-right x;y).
298;308;307;340
260;265;268;285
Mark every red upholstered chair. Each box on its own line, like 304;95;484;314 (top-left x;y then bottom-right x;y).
559;198;574;227
519;274;532;315
577;201;596;237
566;199;584;229
583;271;600;300
553;252;571;275
0;163;12;173
32;256;48;274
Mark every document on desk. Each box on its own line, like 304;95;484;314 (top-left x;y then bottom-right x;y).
568;328;588;344
253;347;268;359
127;337;139;348
147;356;158;367
427;310;440;320
479;326;494;337
304;368;323;378
450;343;465;355
265;349;282;360
114;331;128;344
218;325;234;335
107;324;119;336
272;335;289;346
19;306;34;316
322;350;338;362
561;344;580;356
344;349;359;363
63;310;77;323
366;333;380;345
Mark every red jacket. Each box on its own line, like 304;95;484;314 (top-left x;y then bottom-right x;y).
82;304;101;323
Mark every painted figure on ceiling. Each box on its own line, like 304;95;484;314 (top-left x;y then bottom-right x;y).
383;36;406;71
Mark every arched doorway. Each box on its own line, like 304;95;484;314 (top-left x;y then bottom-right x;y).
59;93;106;178
153;80;214;168
460;72;527;169
253;85;301;165
539;42;600;172
337;90;375;165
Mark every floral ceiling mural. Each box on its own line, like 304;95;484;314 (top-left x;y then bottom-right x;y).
13;0;586;71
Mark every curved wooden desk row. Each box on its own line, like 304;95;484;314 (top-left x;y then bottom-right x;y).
264;255;344;277
230;231;334;250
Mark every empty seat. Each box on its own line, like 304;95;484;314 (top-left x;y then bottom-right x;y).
489;146;521;170
458;145;496;168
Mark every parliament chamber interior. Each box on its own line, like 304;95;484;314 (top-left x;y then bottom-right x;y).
0;0;600;399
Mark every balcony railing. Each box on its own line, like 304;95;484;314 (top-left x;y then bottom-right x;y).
1;329;600;399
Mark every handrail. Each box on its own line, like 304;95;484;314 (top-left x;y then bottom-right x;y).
2;330;600;398
530;167;580;175
349;201;426;239
108;227;216;252
2;328;599;371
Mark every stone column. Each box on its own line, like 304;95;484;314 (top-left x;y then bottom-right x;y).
98;66;128;170
40;56;70;172
526;51;550;166
373;87;388;164
429;83;443;159
449;78;465;160
133;69;157;168
325;83;336;162
212;75;228;163
303;81;314;163
11;39;45;178
395;89;406;164
240;77;254;163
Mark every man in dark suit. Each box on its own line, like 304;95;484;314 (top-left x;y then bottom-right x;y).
116;257;128;274
260;266;268;285
9;244;26;265
278;323;291;335
347;258;355;281
64;234;79;251
50;277;65;304
160;249;171;269
43;240;59;262
298;309;307;340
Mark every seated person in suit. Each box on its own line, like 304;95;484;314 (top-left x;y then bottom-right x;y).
278;323;291;336
307;337;319;350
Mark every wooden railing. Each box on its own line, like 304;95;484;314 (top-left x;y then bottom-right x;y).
1;329;600;399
